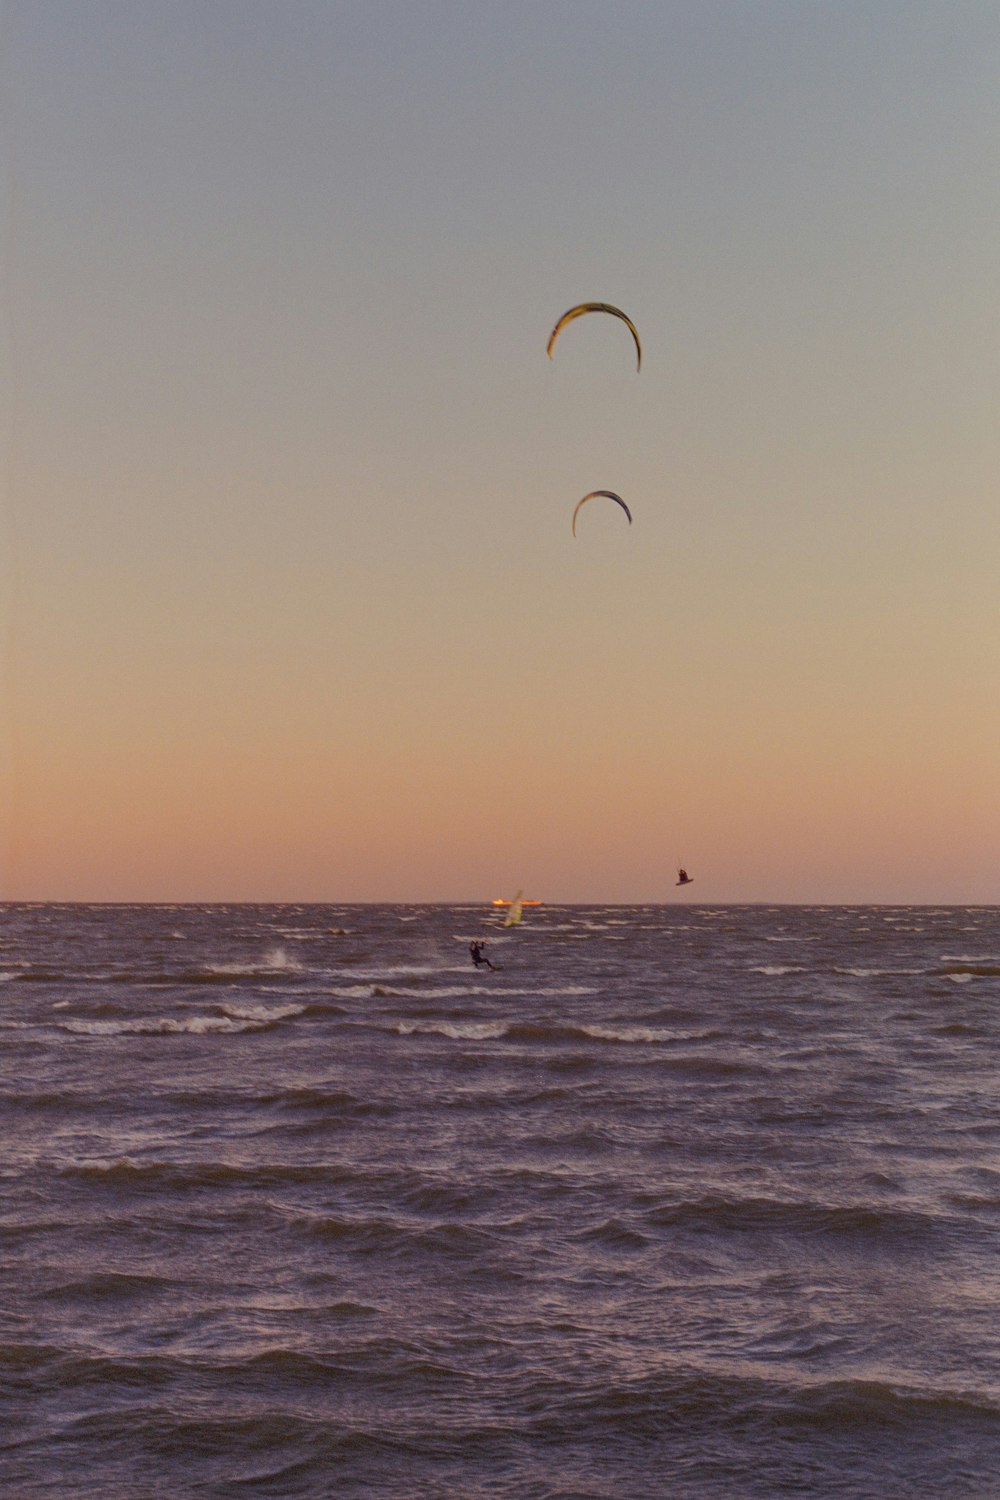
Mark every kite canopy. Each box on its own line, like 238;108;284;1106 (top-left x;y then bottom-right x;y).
547;303;642;371
572;490;632;537
503;891;524;928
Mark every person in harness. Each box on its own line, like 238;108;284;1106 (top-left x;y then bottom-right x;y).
469;939;494;970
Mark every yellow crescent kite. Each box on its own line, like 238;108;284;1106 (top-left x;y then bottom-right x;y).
572;491;632;538
503;891;524;928
547;303;642;372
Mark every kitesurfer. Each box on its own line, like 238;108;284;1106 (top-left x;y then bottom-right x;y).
469;940;494;970
677;868;692;886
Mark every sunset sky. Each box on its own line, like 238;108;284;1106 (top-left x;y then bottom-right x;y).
2;0;998;903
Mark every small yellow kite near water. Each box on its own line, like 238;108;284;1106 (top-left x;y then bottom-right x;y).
503;892;524;928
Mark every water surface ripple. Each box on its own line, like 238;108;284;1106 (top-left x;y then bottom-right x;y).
2;903;999;1496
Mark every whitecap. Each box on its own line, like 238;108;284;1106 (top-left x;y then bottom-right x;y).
374;984;501;999
205;947;305;976
351;963;465;979
62;1015;265;1036
580;1024;676;1044
217;1002;307;1022
396;1020;509;1040
833;966;926;977
529;985;599;996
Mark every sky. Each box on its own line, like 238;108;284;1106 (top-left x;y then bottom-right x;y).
1;0;998;904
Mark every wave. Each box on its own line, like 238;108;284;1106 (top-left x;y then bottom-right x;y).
7;949;311;988
0;1086;103;1110
60;1013;282;1036
655;1054;764;1077
639;1194;940;1242
341;963;466;980
935;963;1000;979
579;1023;682;1044
5;967;84;983
375;984;504;1000
56;998;308;1037
531;985;598;996
573;1216;650;1251
946;1190;1000;1212
533;1366;1000;1444
290;1211;497;1258
391;1018;682;1046
397;1019;509;1041
256;1085;385;1113
201;947;306;975
750;965;806;976
833;966;927;977
215;1002;307;1023
270;927;349;940
47;1269;178;1300
54;1157;362;1189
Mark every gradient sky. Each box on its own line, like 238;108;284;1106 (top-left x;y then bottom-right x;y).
2;0;998;903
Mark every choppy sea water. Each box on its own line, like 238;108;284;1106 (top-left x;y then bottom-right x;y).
2;902;999;1498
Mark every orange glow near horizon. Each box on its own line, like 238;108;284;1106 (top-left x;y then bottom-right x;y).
3;4;998;904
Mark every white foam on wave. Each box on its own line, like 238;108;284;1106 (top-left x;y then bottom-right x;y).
580;1024;676;1044
947;973;975;985
205;947;305;976
834;966;926;977
218;1002;307;1022
393;1016;685;1046
511;923;578;934
530;985;598;996
751;965;806;977
396;1020;509;1041
353;963;465;978
62;1014;268;1036
340;981;598;1000
376;984;501;999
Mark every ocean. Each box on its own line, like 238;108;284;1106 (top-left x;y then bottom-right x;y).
2;902;999;1498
